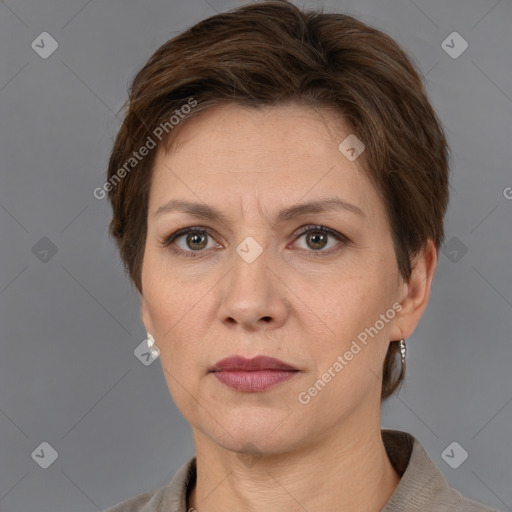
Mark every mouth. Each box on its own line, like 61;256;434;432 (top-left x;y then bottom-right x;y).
210;355;300;392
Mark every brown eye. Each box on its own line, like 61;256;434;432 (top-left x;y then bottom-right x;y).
304;231;329;251
293;225;349;256
185;231;209;251
160;227;217;257
161;224;349;259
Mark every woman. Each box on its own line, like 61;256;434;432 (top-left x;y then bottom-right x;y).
104;1;496;510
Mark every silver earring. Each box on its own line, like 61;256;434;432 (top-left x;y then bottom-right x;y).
146;332;159;358
399;339;406;367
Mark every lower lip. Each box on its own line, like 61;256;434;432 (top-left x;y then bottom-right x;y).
212;370;298;392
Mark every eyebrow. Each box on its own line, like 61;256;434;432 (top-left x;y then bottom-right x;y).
154;196;364;224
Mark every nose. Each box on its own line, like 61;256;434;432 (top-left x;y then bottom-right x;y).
217;240;289;332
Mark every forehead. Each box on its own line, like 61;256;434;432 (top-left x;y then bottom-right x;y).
165;102;345;161
149;102;379;221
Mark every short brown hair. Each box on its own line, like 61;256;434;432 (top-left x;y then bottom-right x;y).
106;0;450;400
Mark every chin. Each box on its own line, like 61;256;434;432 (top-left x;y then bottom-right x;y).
199;411;308;456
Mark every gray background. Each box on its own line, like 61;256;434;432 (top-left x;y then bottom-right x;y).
0;0;511;510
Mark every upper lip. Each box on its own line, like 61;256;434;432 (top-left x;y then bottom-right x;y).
211;355;298;372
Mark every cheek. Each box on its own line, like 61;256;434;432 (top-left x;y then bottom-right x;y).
142;280;200;378
303;270;395;363
307;269;382;327
143;250;198;333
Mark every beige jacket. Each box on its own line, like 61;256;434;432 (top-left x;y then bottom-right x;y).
105;429;497;511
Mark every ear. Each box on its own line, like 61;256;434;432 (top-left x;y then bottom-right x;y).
389;239;438;341
140;294;154;335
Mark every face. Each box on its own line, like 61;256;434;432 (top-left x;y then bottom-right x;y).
140;102;415;455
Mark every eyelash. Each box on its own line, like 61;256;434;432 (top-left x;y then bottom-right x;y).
159;225;351;259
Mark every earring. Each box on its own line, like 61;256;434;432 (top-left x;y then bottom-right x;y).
146;332;159;358
399;339;406;367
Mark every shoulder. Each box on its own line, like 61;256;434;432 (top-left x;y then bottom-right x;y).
104;456;196;512
381;429;497;512
104;482;171;512
429;485;498;511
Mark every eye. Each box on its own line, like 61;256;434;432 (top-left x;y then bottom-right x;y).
160;227;219;257
291;225;349;257
159;225;350;258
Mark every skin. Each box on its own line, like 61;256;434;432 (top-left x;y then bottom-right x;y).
140;102;437;512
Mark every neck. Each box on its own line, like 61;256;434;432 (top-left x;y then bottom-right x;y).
187;413;401;512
